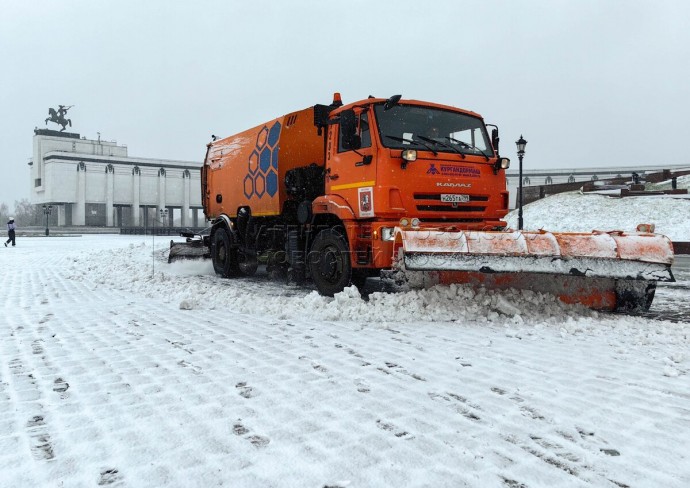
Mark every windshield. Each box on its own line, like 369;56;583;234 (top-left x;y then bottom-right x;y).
374;104;493;157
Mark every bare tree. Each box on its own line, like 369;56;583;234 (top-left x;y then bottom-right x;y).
0;202;8;224
13;199;43;226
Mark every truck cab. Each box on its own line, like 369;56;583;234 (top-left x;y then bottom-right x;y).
316;95;510;271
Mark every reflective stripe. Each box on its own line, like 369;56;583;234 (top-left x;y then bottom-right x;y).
330;180;376;191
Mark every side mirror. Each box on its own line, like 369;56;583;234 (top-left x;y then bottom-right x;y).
491;127;500;153
340;109;361;150
383;94;402;111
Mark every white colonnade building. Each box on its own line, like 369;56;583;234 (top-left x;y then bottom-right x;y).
30;129;204;228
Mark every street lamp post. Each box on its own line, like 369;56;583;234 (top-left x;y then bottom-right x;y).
42;204;53;236
515;135;527;231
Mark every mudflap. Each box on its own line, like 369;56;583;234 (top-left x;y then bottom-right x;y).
168;239;211;263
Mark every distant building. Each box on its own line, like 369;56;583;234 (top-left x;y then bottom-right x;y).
29;129;204;228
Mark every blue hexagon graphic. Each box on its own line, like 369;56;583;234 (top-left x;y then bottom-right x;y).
248;150;260;175
271;146;279;170
260;147;271;173
243;175;254;199
266;169;278;197
254;173;266;198
268;122;281;147
255;126;268;150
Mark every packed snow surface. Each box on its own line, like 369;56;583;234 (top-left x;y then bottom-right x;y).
1;234;688;487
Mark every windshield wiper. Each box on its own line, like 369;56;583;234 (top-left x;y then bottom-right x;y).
417;135;465;159
446;136;490;161
385;135;438;156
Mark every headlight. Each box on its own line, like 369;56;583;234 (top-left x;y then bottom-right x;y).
411;218;420;228
500;157;510;169
402;149;417;161
399;218;410;227
380;227;395;241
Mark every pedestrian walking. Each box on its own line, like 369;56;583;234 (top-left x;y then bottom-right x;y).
5;217;16;247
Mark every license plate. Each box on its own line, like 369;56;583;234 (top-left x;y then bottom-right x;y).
440;194;470;203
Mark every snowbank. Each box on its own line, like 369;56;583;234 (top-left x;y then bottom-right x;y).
505;189;690;241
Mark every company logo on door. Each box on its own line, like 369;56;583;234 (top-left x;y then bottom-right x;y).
427;164;480;177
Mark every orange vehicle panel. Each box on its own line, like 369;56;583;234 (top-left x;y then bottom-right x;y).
204;107;324;219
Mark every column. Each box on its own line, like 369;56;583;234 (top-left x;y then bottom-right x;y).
106;164;114;226
58;205;66;227
157;168;166;222
73;162;86;226
132;166;141;226
182;169;191;227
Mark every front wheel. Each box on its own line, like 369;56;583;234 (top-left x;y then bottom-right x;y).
212;227;239;277
308;228;352;296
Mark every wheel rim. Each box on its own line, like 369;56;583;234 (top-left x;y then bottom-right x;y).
217;241;227;265
319;245;343;284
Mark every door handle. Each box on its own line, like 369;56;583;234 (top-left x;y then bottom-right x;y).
355;155;373;167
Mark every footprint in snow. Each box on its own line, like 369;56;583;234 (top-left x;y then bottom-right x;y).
38;313;53;324
232;421;270;448
98;468;123;485
26;416;55;461
376;419;414;440
235;382;256;399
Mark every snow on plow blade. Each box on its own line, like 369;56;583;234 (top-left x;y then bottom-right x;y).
168;239;210;263
395;228;675;312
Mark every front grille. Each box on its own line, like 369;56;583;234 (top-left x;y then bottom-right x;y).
416;205;486;212
417;218;485;223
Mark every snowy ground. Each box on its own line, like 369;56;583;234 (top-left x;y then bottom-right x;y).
1;234;689;488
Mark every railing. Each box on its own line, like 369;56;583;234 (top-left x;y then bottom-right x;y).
120;227;206;236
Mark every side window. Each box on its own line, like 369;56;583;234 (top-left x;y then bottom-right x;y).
359;113;371;149
338;112;371;152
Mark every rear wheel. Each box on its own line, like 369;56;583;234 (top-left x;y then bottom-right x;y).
309;228;352;296
237;250;258;276
615;280;656;313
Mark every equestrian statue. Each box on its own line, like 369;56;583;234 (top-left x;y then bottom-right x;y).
45;105;73;131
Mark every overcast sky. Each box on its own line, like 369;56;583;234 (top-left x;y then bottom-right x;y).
1;0;689;208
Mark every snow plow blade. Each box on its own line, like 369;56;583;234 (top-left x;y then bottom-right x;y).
394;228;675;312
168;234;210;263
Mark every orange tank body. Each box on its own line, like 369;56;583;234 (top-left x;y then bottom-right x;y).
203;106;324;219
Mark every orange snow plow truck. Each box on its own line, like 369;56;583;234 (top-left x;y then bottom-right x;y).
171;93;674;312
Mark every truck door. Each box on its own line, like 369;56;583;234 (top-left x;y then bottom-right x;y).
327;109;376;218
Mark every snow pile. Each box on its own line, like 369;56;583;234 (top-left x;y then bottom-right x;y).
66;241;597;328
505;191;690;241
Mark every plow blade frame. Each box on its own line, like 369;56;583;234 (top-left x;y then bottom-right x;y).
394;228;674;312
168;238;210;263
397;229;675;282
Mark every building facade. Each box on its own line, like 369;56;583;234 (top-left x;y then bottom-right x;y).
29;129;204;228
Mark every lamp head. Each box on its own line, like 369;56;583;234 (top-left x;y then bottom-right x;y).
516;135;527;156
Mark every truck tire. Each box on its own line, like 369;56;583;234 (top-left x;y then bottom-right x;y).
212;228;240;277
309;228;352;296
237;251;258;276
